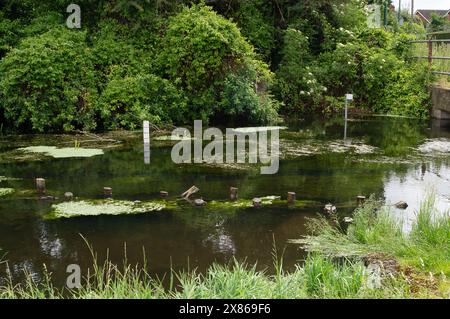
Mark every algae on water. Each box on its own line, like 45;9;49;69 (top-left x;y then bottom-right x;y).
0;176;21;182
49;199;170;219
19;146;104;158
0;188;15;197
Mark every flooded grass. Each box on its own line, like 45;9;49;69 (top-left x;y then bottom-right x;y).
292;196;450;279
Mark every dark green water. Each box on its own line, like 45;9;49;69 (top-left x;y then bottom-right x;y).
0;116;449;287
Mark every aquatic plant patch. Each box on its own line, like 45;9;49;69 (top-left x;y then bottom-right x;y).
47;196;320;219
280;139;378;158
0;176;21;182
418;139;450;155
18;146;104;158
48;199;170;218
0;188;15;197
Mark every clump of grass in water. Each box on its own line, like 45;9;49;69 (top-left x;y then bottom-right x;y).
292;195;450;277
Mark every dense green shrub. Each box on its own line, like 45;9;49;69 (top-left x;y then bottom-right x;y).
0;28;97;132
97;73;187;129
0;12;23;58
275;23;432;118
159;4;278;124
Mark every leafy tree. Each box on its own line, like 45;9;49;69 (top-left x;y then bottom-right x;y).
97;73;187;129
158;4;278;124
0;28;97;132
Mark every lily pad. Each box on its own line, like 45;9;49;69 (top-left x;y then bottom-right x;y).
48;199;172;219
0;188;15;197
18;146;104;158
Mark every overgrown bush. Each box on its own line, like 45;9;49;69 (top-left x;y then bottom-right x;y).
0;28;97;132
158;4;278;124
97;73;187;129
276;25;432;118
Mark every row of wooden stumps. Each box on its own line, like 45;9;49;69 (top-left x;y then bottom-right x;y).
35;177;367;210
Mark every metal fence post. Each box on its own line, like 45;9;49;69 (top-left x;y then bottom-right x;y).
428;39;433;67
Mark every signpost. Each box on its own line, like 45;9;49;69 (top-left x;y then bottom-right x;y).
344;94;353;140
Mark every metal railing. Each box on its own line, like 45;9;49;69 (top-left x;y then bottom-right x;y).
411;37;450;76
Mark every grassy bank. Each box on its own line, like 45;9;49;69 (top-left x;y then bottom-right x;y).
0;197;448;299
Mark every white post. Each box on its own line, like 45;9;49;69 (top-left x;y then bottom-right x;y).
143;121;150;164
344;94;353;140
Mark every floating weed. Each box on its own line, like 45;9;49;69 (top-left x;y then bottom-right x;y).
0;188;15;197
48;199;174;219
18;146;104;158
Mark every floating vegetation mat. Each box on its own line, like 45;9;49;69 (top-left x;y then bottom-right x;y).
48;199;171;219
417;139;450;155
0;188;15;197
280;139;378;158
46;196;320;219
18;146;104;158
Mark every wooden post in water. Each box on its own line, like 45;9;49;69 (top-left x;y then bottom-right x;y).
104;187;113;198
64;192;74;201
230;187;238;201
36;178;46;194
253;198;262;208
357;195;366;206
287;192;296;204
160;191;168;198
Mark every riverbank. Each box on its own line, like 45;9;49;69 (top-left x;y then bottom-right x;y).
1;197;448;299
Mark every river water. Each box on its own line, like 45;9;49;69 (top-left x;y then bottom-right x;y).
0;116;449;287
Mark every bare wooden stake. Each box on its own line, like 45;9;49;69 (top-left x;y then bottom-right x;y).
253;198;262;208
64;192;74;201
287;192;296;204
356;195;366;206
230;187;238;201
160;191;169;198
36;178;46;194
104;187;113;198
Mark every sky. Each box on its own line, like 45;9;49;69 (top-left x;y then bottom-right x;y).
396;0;450;11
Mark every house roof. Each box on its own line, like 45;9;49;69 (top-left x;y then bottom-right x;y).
415;9;450;23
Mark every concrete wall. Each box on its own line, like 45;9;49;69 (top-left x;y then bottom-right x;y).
431;86;450;119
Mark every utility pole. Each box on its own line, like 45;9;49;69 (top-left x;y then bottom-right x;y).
398;0;401;22
411;0;414;18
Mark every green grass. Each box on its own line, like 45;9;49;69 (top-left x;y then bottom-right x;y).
293;195;450;277
0;197;448;299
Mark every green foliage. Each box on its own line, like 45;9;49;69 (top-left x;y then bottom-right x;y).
0;0;437;132
231;0;275;61
98;73;187;129
429;13;450;32
0;28;97;132
0;12;23;58
276;25;433;118
159;4;277;124
295;196;450;276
